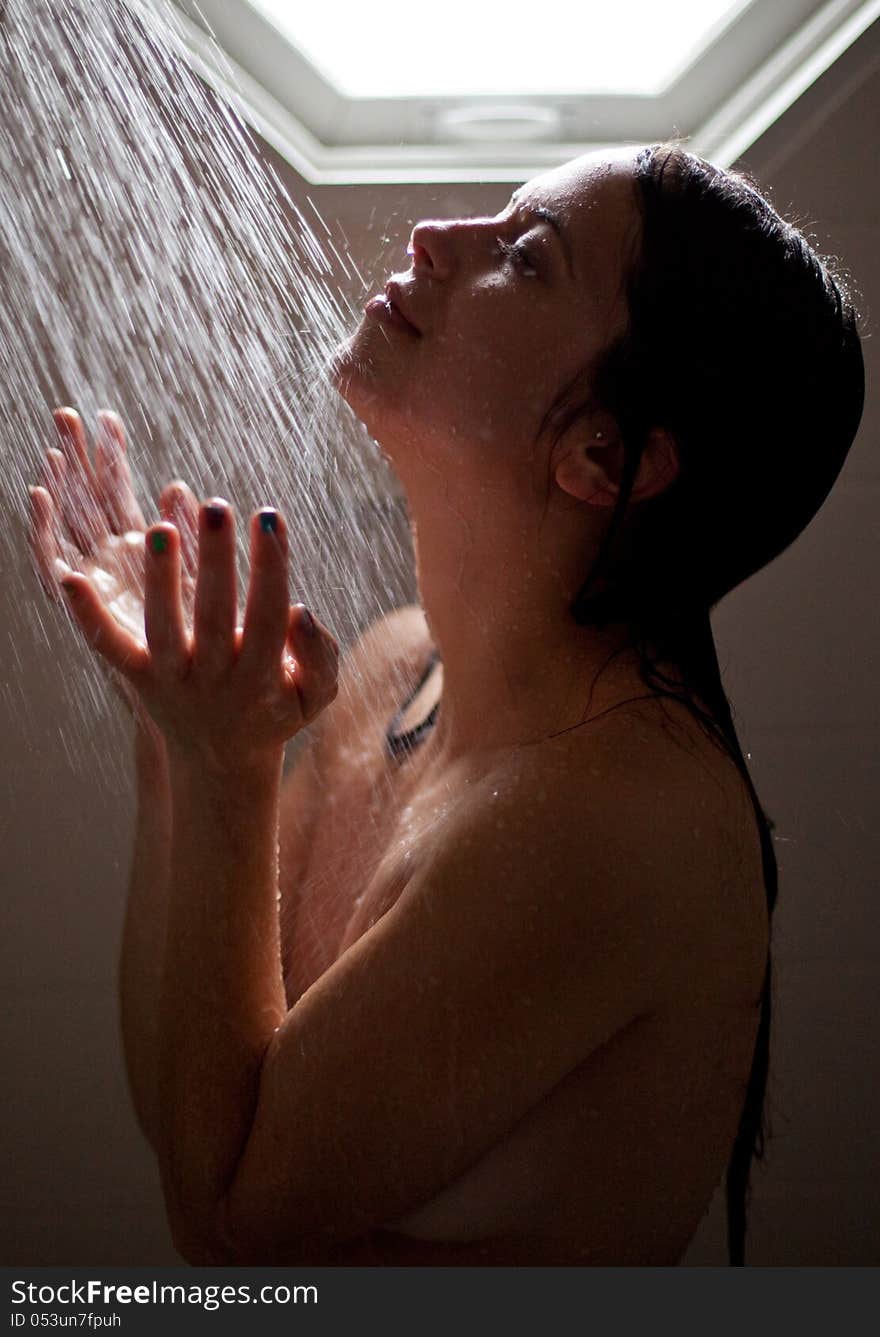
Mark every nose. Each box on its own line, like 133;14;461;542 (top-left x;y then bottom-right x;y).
408;220;450;276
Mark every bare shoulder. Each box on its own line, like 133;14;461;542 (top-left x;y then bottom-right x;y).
281;602;428;804
278;601;431;897
322;602;433;751
340;602;431;685
587;693;769;1003
471;693;769;1008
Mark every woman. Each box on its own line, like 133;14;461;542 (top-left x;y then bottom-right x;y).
27;143;864;1266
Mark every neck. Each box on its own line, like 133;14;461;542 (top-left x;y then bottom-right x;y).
403;474;644;765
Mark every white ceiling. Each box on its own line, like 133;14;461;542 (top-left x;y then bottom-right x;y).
154;0;879;180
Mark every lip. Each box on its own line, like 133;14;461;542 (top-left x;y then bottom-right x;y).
364;295;415;336
383;281;422;336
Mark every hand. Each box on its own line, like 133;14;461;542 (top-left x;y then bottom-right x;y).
50;469;338;771
27;407;199;736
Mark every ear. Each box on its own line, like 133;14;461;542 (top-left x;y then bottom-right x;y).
553;425;679;508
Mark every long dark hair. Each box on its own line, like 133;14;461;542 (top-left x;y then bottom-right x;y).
561;143;865;1264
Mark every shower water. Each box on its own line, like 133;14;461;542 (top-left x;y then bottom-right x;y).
0;0;416;797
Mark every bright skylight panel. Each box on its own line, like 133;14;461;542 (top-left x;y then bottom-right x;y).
247;0;754;98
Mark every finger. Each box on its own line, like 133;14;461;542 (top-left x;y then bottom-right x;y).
53;407;107;553
27;486;64;602
34;460;80;566
193;499;237;675
95;410;147;532
57;565;151;683
144;524;189;676
238;509;290;683
40;448;71;541
282;603;339;724
159;480;199;580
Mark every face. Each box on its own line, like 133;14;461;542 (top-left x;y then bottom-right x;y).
330;148;643;478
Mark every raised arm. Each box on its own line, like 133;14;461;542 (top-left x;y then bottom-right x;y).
121;713;328;1150
26;407;199;1150
119;722;172;1150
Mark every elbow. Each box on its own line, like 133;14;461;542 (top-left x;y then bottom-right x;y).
166;1200;240;1266
184;1197;366;1265
164;1187;301;1266
159;1153;271;1264
160;1165;240;1265
164;1168;370;1265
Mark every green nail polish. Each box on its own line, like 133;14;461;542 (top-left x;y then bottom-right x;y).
259;510;278;534
150;531;169;555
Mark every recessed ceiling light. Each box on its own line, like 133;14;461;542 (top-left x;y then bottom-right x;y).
439;104;562;142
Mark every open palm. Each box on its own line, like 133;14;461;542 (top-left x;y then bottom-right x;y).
27;407;199;712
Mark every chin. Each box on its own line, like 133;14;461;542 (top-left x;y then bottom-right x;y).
328;330;443;469
324;343;382;442
326;334;359;395
328;331;401;427
329;320;381;389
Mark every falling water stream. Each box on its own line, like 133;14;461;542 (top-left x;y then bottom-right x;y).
0;0;417;797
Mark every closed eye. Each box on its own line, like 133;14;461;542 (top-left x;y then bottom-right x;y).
495;236;539;278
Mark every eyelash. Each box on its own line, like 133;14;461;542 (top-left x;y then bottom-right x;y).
495;237;538;278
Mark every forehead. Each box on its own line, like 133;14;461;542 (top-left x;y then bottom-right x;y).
515;147;642;321
517;148;640;244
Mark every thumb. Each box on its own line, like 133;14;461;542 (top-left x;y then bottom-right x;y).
284;604;339;725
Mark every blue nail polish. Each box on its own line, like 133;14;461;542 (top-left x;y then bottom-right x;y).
259;509;278;534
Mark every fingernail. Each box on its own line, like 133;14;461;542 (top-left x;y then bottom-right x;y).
258;509;278;534
205;502;226;531
150;530;169;555
297;603;315;631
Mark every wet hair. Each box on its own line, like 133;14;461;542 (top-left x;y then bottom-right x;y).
561;143;865;1264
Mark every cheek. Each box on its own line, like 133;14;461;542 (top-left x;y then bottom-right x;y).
409;364;549;456
433;329;563;428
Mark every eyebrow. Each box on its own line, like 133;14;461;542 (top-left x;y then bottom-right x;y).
509;190;575;279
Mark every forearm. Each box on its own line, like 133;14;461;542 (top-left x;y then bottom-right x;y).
156;747;288;1253
118;725;172;1150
